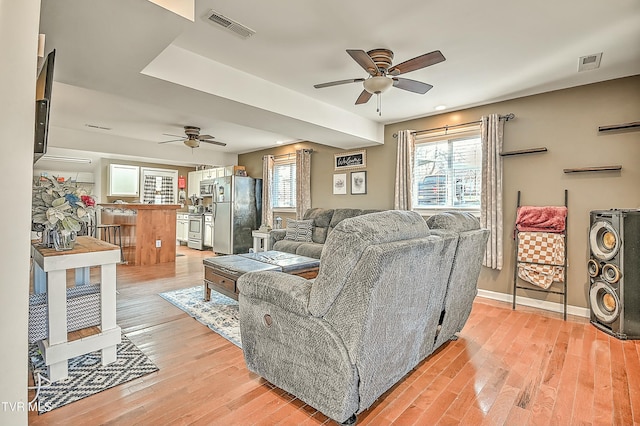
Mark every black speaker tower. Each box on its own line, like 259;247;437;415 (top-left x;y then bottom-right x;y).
588;209;640;339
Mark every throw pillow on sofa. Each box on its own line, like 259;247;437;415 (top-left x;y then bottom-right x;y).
284;219;313;242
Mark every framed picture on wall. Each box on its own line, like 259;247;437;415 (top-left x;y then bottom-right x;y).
334;150;366;170
351;171;367;195
333;173;347;195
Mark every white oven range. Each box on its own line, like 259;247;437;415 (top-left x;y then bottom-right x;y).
187;213;205;250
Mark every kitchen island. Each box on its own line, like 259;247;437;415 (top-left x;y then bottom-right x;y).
99;203;181;266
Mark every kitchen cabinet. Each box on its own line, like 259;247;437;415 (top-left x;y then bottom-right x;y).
204;214;213;247
188;167;238;198
202;168;216;180
109;164;139;196
176;213;189;242
187;170;202;197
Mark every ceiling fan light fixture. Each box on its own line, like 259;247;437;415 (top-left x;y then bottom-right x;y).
184;138;199;148
363;76;393;94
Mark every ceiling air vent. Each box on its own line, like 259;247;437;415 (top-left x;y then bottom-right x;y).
578;52;602;72
205;10;256;40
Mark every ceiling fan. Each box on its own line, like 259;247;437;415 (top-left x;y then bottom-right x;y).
159;126;227;148
314;48;445;115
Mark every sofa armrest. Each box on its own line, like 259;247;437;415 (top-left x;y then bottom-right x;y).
237;271;312;316
270;229;286;241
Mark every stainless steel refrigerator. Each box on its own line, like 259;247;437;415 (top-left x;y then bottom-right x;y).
212;175;262;254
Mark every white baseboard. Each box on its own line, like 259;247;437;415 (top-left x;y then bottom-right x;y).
476;289;590;318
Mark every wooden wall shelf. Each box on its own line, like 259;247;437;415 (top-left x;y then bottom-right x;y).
500;147;548;157
563;165;622;174
598;122;640;133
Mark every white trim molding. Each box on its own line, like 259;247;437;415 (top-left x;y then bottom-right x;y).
477;289;590;318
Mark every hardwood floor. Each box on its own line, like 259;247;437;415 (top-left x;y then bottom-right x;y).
29;245;640;425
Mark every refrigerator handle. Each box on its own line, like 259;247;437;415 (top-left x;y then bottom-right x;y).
212;202;216;221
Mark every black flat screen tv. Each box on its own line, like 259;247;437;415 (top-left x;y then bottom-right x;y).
34;49;55;164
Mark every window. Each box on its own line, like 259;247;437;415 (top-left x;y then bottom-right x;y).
141;167;178;204
272;159;296;208
413;134;481;211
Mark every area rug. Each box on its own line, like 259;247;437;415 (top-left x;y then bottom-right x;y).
29;335;158;414
159;286;241;348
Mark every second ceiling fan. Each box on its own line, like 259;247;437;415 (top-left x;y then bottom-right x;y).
314;48;445;114
159;126;227;148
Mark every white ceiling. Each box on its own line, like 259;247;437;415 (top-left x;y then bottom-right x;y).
37;0;640;167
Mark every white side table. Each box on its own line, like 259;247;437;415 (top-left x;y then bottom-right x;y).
31;236;122;382
252;230;271;253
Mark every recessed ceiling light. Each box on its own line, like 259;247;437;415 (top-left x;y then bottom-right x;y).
275;141;283;145
435;105;447;111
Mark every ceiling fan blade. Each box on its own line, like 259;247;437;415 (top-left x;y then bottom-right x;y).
388;50;446;76
158;138;185;144
392;77;433;94
355;90;373;105
162;133;185;138
314;78;365;89
347;50;378;76
199;139;227;147
197;134;214;140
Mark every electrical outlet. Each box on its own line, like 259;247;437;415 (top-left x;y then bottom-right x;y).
156;240;162;248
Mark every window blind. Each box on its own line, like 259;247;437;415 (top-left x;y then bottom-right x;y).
272;161;296;208
413;135;481;210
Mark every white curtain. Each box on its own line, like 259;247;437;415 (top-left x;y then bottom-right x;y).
261;155;275;228
394;130;415;210
296;149;312;219
480;114;504;270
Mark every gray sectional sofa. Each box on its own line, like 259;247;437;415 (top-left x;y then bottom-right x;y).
270;208;380;258
238;210;489;424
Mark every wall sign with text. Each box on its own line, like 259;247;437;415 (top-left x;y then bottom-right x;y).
334;150;367;170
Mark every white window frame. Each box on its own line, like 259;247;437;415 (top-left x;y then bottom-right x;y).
272;157;296;212
412;127;482;216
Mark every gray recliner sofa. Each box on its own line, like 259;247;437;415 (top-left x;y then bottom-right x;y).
270;208;380;259
238;210;488;424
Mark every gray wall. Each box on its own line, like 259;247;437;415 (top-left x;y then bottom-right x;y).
239;76;640;308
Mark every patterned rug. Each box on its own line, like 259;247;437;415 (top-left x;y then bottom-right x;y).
159;286;241;348
29;335;158;414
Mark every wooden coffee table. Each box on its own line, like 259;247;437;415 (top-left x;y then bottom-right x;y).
203;250;320;301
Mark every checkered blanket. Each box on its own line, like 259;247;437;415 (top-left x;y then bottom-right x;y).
517;231;565;289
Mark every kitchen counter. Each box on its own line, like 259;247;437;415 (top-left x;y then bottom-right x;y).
98;203;181;266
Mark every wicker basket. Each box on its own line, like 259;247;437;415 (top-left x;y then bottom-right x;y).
28;284;102;344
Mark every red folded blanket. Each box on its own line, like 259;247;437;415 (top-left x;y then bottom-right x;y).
516;206;567;233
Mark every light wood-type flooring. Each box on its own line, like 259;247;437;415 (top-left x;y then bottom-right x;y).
28;245;640;425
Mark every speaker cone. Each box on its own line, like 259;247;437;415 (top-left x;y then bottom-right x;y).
590;221;620;261
587;259;600;277
602;263;621;283
590;280;620;323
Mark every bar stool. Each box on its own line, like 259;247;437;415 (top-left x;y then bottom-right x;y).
96;224;125;263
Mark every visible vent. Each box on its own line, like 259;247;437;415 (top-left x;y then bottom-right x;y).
578;52;602;72
85;123;112;131
205;10;256;39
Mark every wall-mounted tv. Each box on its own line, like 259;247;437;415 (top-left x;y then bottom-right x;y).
34;49;55;164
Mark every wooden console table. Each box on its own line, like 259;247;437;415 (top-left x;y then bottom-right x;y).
31;236;121;381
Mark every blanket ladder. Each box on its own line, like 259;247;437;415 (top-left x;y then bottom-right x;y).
512;189;568;320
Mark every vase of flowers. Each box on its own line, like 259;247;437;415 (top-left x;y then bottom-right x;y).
32;176;97;251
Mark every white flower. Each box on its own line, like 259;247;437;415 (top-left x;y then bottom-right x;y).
32;176;97;232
